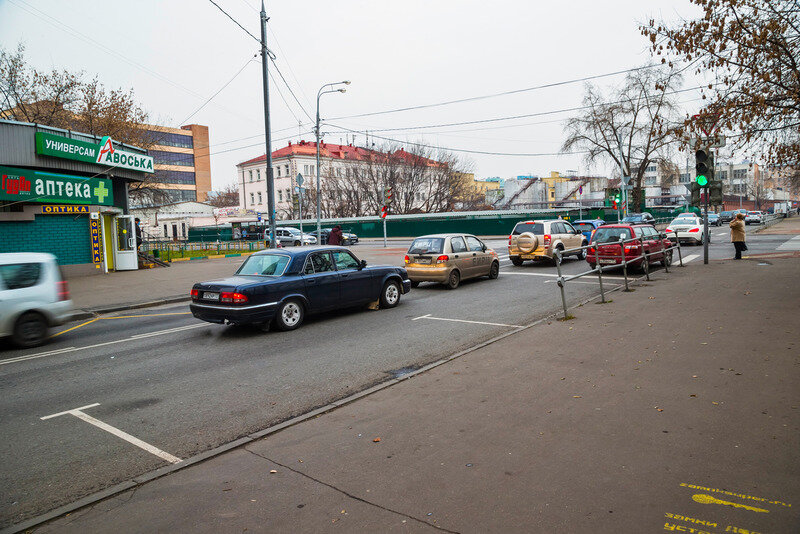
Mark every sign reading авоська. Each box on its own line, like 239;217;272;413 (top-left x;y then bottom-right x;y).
35;132;154;173
0;165;114;206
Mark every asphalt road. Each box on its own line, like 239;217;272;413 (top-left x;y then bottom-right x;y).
0;230;794;528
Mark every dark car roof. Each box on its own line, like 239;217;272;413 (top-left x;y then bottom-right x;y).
252;245;350;257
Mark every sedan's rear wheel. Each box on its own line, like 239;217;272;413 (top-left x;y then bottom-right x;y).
12;312;48;348
488;261;499;279
380;280;401;308
446;270;460;289
275;299;304;331
662;250;673;267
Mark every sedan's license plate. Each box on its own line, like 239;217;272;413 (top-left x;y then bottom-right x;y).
203;292;220;301
599;259;616;264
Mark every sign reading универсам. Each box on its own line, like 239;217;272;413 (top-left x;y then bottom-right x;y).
35;132;154;173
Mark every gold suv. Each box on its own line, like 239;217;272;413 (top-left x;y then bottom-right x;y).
405;233;499;289
508;219;588;266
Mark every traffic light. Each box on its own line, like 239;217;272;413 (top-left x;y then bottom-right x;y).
607;188;621;209
709;180;723;205
381;187;393;218
695;147;714;187
689;182;701;207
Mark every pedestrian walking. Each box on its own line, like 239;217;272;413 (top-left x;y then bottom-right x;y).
134;218;143;250
328;225;343;246
730;212;747;260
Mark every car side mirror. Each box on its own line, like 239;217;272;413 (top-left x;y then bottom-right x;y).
482;245;487;252
359;259;367;270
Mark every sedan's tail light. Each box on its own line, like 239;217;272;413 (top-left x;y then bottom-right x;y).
665;227;672;233
543;234;551;245
220;292;248;304
689;228;700;233
624;245;640;254
190;289;199;300
588;246;595;254
56;280;70;301
404;255;410;264
436;255;449;263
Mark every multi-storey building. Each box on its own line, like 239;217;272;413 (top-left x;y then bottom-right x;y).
139;123;211;205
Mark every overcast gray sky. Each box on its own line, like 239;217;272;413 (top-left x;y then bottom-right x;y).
0;0;704;189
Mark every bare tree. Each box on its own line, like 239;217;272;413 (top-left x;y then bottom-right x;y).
561;65;683;208
642;0;800;188
206;183;240;208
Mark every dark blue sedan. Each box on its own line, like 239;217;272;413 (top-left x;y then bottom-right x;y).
190;246;411;331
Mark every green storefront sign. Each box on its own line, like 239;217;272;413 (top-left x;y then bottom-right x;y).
0;165;113;205
35;132;154;173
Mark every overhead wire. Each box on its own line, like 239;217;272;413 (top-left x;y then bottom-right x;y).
206;0;261;45
179;54;258;125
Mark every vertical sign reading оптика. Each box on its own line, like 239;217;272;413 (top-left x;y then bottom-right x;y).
90;219;102;268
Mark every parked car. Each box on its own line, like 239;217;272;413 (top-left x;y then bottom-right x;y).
271;227;317;246
745;211;764;225
190;247;410;331
586;224;672;271
707;212;721;226
665;217;707;245
572;219;605;242
405;233;499;289
0;253;73;348
508;219;588;266
312;228;359;245
621;212;656;225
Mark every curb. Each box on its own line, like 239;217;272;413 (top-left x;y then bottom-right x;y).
68;296;189;322
6;271;659;534
165;251;255;263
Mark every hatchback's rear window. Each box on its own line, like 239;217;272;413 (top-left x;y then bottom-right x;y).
592;228;632;243
408;238;444;255
0;263;43;289
574;223;595;232
512;223;544;235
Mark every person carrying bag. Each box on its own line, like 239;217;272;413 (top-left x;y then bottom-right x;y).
729;212;747;259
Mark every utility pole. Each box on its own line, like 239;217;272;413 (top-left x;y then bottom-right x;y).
260;1;277;248
615;133;626;222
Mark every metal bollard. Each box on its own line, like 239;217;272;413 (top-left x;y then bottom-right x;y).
676;238;684;267
641;237;650;281
597;262;606;303
620;241;630;291
555;250;569;320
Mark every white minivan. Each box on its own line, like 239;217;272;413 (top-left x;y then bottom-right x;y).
0;253;74;348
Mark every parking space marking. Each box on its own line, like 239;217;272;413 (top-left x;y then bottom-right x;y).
41;403;181;464
50;318;99;338
1;323;207;367
412;313;523;328
682;254;700;263
498;271;559;277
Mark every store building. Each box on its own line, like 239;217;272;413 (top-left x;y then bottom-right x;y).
0;119;153;276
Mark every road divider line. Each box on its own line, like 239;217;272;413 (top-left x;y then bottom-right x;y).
40;403;181;464
1;323;208;367
413;313;523;328
50;318;98;338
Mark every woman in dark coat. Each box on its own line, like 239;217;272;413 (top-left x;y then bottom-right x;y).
328;225;343;246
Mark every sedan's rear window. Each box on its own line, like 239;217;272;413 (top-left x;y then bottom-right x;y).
0;263;43;289
592;228;632;243
512;223;544;235
236;254;290;276
408;238;444;255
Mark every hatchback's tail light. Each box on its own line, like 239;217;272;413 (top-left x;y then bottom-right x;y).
543;234;551;246
404;255;410;264
436;255;449;264
190;289;199;300
56;280;70;301
220;292;248;304
588;246;595;255
689;228;700;233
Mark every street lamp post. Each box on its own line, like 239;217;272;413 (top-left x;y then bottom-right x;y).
315;81;350;239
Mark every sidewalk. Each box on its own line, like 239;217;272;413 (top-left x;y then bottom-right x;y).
757;213;800;235
36;257;800;533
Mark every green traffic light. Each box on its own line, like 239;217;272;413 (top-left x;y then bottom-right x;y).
696;174;708;187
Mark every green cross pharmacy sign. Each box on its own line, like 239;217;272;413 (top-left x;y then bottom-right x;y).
35;132;154;173
0;165;114;206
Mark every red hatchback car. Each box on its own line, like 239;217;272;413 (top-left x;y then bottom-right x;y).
586;224;673;270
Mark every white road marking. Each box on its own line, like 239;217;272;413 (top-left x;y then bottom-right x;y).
682;254;700;263
412;313;522;328
544;280;624;286
777;235;800;250
0;323;207;367
498;271;559;277
41;403;181;464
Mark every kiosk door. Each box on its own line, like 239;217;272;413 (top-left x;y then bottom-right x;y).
114;215;138;271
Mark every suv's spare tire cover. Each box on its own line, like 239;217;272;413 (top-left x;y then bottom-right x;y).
516;232;538;253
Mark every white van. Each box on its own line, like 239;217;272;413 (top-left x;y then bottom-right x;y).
0;253;74;348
